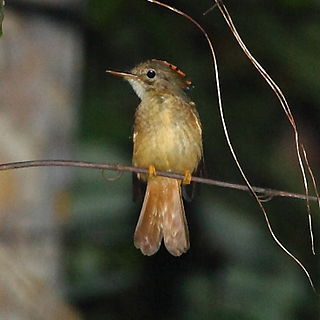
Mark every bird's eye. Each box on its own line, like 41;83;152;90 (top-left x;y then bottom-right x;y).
146;69;156;79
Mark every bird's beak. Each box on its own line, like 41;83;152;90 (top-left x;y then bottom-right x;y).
106;70;137;80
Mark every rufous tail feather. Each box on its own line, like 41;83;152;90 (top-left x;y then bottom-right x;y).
134;176;189;256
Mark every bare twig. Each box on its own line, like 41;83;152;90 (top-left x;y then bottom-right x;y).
213;0;318;254
0;159;318;202
203;3;218;16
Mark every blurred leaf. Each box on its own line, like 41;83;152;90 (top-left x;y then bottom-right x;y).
280;0;319;7
88;0;125;29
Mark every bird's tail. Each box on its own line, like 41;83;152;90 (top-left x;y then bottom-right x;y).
134;176;189;256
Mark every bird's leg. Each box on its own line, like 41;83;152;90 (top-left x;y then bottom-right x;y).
182;169;192;185
148;165;157;178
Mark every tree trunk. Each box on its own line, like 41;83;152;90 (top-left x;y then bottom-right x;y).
0;1;82;318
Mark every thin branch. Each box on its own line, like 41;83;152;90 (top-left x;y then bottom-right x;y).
0;159;318;202
214;0;317;254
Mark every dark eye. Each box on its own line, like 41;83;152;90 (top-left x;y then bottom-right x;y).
146;69;156;79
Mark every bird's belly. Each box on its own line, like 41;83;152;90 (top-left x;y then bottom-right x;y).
133;111;201;174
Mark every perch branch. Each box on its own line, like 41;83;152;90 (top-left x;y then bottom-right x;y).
0;159;317;202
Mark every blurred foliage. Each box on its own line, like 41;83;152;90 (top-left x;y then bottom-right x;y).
65;0;320;319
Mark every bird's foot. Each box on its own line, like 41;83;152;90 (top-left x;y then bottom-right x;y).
182;169;192;185
148;165;157;178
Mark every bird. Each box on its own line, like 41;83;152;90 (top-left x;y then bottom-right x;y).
106;59;203;256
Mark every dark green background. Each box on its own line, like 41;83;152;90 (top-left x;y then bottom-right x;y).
66;0;320;319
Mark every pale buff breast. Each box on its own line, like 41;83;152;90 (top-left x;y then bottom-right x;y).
132;94;202;175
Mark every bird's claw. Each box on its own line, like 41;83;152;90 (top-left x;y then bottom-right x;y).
182;169;192;185
148;165;157;178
